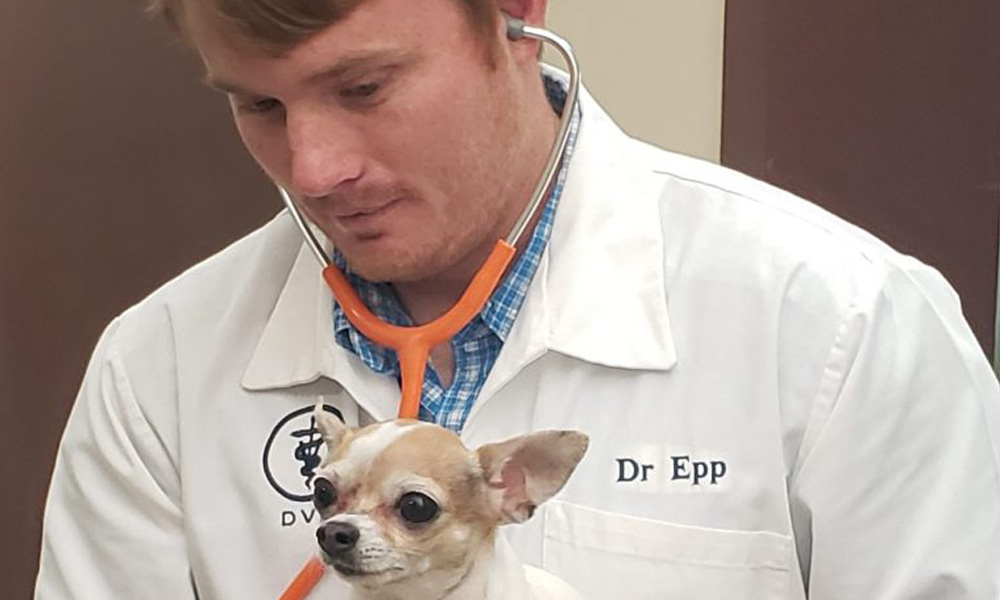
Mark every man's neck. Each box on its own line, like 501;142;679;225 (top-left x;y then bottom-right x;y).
393;124;560;326
391;172;552;389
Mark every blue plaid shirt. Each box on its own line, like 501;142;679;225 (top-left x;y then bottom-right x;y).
332;74;580;432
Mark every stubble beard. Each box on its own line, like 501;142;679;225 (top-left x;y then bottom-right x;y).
337;204;501;287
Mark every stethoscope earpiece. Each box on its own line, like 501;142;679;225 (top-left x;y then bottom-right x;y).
505;16;526;41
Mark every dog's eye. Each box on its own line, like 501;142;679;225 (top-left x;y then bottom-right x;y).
313;478;338;510
397;492;439;525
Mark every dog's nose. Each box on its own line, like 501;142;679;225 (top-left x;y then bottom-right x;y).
317;521;360;555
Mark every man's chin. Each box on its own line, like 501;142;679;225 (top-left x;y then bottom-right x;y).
337;250;444;285
342;261;421;284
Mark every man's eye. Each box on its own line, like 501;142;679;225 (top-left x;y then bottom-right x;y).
340;82;381;99
238;97;281;114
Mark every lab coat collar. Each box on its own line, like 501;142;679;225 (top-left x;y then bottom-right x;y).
242;85;676;404
242;237;401;421
503;87;677;372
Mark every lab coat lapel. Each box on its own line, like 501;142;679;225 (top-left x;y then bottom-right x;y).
241;239;399;422
482;89;677;402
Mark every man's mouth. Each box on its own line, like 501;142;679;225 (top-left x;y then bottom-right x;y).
334;198;401;220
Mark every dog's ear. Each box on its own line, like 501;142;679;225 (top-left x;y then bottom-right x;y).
476;430;589;524
313;402;347;450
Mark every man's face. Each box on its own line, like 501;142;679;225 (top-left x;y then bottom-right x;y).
189;0;532;284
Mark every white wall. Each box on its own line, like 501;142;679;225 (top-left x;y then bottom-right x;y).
545;1;726;163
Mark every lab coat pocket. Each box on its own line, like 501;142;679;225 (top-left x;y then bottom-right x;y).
542;501;792;600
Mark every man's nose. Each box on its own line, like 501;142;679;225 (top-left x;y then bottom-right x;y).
316;521;360;555
286;110;364;198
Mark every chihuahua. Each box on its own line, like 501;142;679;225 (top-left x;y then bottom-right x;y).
310;406;588;600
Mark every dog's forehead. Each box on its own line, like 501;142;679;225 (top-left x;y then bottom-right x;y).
376;424;471;467
329;421;431;476
328;421;475;484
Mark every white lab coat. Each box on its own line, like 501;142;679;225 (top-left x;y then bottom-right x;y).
36;87;1000;599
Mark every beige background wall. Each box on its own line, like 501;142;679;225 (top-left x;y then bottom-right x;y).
546;0;726;162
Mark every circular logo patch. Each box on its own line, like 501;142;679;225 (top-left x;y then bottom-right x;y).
263;404;344;502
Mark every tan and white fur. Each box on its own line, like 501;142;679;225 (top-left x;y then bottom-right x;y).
311;406;588;600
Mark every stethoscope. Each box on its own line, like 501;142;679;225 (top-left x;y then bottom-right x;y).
276;17;580;599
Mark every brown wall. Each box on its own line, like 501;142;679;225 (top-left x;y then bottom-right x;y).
1;1;277;597
722;0;1000;356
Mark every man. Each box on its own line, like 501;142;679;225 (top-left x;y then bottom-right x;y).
35;0;1000;598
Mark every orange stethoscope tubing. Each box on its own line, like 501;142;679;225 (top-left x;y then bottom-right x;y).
275;17;580;600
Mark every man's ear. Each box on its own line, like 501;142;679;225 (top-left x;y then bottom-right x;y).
496;0;548;25
313;402;347;450
496;0;549;60
477;430;589;524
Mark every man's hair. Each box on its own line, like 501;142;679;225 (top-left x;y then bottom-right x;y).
148;0;499;56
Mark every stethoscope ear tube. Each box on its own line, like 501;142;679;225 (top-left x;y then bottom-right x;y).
278;186;333;269
504;20;581;247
